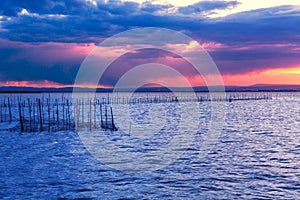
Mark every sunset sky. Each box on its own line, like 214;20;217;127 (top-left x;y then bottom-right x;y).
0;0;300;88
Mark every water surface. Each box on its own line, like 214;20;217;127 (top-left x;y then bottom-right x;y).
0;92;300;199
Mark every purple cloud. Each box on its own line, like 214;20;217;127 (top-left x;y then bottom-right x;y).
0;1;299;86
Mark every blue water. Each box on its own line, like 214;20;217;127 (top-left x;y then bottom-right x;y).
1;92;300;199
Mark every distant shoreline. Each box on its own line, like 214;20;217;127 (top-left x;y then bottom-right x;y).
0;84;300;93
1;89;300;93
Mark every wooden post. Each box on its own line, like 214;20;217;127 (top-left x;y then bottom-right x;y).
38;98;43;132
105;105;108;129
47;99;50;132
100;104;103;128
94;100;96;128
82;99;84;128
28;98;32;132
73;100;76;128
56;99;59;129
4;97;7;122
22;100;25;126
8;97;12;122
18;98;24;132
89;100;92;131
62;97;65;125
41;99;44;125
110;106;115;131
76;100;79;127
52;100;55;124
67;99;70;129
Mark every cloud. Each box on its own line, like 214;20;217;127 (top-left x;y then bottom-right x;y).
0;1;299;85
0;0;93;16
178;0;240;15
0;0;179;43
99;48;198;86
0;39;94;84
1;2;299;46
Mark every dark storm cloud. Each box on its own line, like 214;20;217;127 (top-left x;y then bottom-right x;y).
210;46;300;74
178;0;240;15
1;2;299;46
0;0;177;43
99;49;197;86
140;2;173;13
189;6;300;46
0;39;83;83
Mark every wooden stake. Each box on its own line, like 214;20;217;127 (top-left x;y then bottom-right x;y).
18;98;24;132
8;97;12;122
38;98;43;132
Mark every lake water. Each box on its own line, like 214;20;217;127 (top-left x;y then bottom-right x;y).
0;92;300;199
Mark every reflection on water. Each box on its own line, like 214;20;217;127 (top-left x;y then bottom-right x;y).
0;92;300;199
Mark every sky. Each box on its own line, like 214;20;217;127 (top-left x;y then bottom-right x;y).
0;0;300;88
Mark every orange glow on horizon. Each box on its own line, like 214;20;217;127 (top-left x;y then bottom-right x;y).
0;80;112;89
222;66;300;86
1;66;300;88
267;67;300;74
